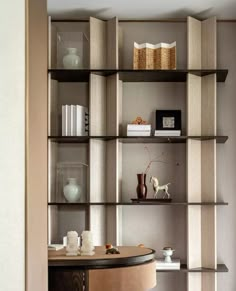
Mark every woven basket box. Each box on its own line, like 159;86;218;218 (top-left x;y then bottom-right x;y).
133;42;176;69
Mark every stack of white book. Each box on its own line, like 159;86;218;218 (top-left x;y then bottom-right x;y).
156;259;180;270
127;124;151;136
154;130;181;136
48;244;64;251
62;105;89;136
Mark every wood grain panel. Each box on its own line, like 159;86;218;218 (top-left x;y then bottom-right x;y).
202;273;216;291
187;16;201;69
89;17;107;69
201;17;216;69
107;17;118;69
106;74;119;136
89;140;106;202
88;261;156;291
49;269;85;291
89;74;107;135
201;75;216;136
26;0;47;290
187;74;201;135
48;78;58;136
89;139;107;245
188;274;202;291
106;140;119;245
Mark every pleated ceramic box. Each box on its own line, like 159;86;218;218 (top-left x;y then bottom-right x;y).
133;41;176;69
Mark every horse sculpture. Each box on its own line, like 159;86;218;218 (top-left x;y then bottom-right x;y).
150;176;171;199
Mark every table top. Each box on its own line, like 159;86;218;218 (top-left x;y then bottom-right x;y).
48;246;155;268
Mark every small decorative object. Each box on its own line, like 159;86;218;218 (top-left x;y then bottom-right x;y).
155;110;181;136
133;42;176;70
66;231;79;256
150;176;171;199
127;116;151;136
63;178;81;202
81;231;95;256
133;147;179;200
162;247;175;263
132;116;147;125
63;48;81;69
56;162;88;203
136;173;147;199
138;244;145;248
105;244;120;254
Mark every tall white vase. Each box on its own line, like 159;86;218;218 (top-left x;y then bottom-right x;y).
63;48;81;69
63;178;81;202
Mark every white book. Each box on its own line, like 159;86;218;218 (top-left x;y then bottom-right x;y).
70;105;76;136
156;259;180;270
127;124;151;131
127;131;151;136
48;244;64;251
155;131;181;136
155;130;181;134
75;105;89;136
62;105;71;136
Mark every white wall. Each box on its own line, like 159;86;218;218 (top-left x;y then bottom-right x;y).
0;1;25;291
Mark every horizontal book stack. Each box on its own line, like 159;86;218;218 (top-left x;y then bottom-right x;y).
48;244;64;251
62;105;89;136
156;259;180;270
127;124;151;136
154;130;181;136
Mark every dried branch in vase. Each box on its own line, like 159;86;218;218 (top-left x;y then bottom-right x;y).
144;146;179;175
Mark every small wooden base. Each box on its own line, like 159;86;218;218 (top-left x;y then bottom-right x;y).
131;198;172;203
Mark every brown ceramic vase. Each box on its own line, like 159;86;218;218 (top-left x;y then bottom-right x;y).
136;173;147;199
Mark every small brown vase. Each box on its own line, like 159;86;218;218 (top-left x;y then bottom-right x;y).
136;173;147;199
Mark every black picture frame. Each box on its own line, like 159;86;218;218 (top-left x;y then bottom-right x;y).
156;110;181;130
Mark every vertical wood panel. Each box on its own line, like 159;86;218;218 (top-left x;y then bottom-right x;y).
89;139;106;245
26;0;47;290
48;78;58;136
107;17;119;69
187;74;201;135
106;140;119;245
201;75;216;135
187;17;201;69
89;17;107;69
89;74;107;135
106;74;119;136
201;17;216;69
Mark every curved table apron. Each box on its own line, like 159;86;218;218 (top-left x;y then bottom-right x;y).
48;246;156;291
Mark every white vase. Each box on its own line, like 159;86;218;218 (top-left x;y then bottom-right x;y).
63;178;81;202
63;48;81;69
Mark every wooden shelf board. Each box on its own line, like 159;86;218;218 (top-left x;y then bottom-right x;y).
48;69;228;82
48;136;228;144
156;264;228;273
48;202;228;206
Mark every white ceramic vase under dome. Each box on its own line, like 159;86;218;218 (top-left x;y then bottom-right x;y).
63;178;81;202
63;48;81;69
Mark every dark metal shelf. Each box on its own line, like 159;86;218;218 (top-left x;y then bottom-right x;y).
48;69;228;82
48;135;228;144
156;264;228;273
48;202;228;206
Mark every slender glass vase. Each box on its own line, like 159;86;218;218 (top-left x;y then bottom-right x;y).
136;173;147;199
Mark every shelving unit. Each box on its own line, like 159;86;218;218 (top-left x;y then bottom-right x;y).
49;69;228;82
48;136;228;143
47;15;228;291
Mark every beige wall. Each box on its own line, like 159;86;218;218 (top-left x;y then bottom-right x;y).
0;0;25;291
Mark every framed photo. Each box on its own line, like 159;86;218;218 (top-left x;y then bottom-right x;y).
156;110;181;130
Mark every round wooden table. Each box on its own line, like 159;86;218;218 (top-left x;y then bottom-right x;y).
48;246;156;291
